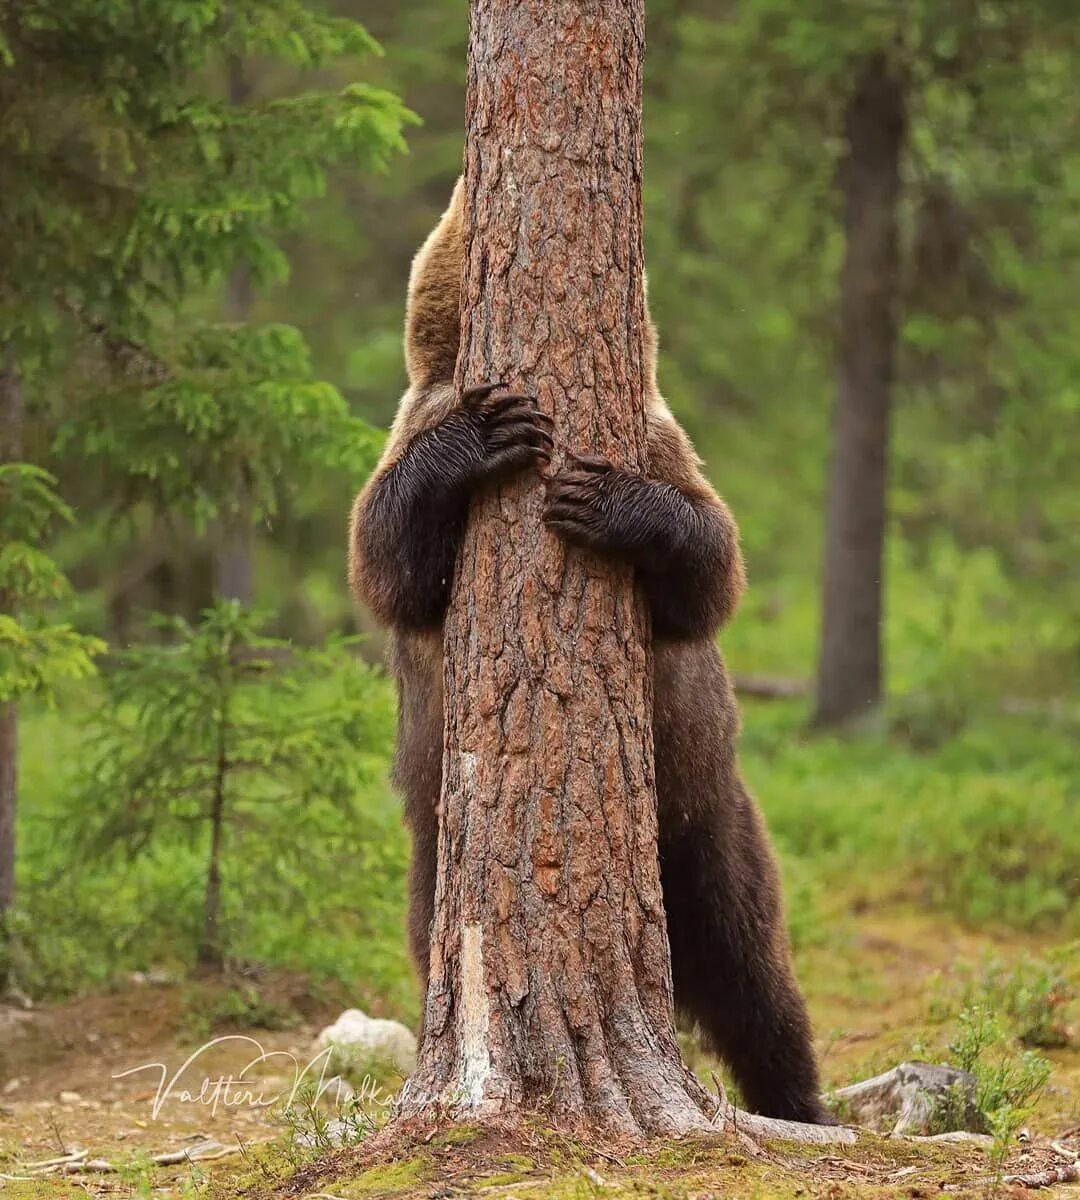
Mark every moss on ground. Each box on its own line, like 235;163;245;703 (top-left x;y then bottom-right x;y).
235;1121;1003;1200
328;1155;429;1197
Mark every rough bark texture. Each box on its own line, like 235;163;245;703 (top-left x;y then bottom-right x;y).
814;56;905;728
0;352;24;921
397;0;712;1136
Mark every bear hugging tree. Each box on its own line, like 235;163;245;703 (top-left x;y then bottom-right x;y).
350;0;835;1138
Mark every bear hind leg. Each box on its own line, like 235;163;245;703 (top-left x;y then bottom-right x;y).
661;794;834;1124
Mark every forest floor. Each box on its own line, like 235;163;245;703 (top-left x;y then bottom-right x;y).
2;907;1078;1199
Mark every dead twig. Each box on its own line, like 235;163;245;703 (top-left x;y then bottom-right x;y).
56;1159;117;1175
148;1145;241;1166
24;1149;88;1170
22;1137;250;1176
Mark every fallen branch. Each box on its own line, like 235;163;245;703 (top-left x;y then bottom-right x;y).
732;672;1080;724
964;1163;1079;1191
24;1150;89;1171
733;673;809;700
23;1138;246;1176
904;1131;993;1147
951;1141;1079;1191
148;1145;241;1167
55;1158;116;1175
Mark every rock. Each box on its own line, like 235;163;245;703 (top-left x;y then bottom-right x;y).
314;1009;416;1075
2;1077;23;1095
831;1061;982;1135
130;967;170;986
59;1090;82;1105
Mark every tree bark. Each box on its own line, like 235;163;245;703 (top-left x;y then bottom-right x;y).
0;350;25;924
813;56;905;728
396;0;712;1136
212;518;254;606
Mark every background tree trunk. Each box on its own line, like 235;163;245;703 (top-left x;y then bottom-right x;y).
0;352;25;927
813;56;905;728
0;705;15;921
213;56;256;607
397;0;712;1136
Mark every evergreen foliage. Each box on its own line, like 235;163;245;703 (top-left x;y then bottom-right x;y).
1;0;409;522
0;465;104;704
74;601;388;969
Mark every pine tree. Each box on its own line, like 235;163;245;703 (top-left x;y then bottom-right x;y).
398;0;713;1135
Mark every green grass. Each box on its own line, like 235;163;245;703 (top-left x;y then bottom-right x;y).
741;699;1080;937
9;651;1078;1022
10;674;414;1018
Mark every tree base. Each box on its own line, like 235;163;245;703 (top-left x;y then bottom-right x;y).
395;1049;717;1138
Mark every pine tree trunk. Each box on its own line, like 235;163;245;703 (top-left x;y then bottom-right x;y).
397;0;713;1136
813;56;905;728
0;351;24;925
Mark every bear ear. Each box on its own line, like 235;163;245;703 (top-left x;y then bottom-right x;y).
404;178;466;389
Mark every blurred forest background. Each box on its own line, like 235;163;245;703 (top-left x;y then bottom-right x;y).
1;0;1077;1136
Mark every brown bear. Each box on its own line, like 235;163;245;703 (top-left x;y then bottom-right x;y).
349;178;831;1123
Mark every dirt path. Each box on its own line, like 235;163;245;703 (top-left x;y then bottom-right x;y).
0;972;362;1194
1;913;1076;1197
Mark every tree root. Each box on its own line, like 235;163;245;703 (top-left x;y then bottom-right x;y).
714;1104;860;1146
709;1075;858;1146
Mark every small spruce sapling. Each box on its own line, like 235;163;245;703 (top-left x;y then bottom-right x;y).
75;601;385;971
